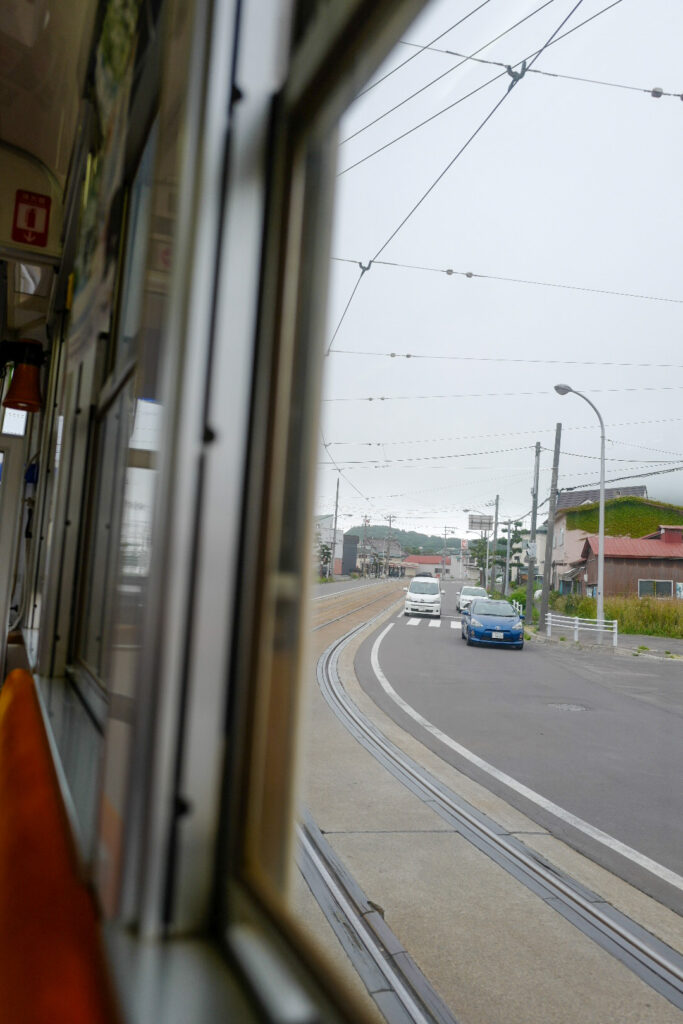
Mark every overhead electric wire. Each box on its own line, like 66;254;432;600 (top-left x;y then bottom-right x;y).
324;417;683;447
355;0;495;99
342;0;557;144
319;442;535;466
324;385;683;403
339;0;624;176
543;447;682;464
319;428;371;503
607;437;683;459
330;256;683;306
400;41;682;99
561;464;683;489
326;0;621;355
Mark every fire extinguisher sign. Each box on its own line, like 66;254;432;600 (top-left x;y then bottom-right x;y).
11;190;51;247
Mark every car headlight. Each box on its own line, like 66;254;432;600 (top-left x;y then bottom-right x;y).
512;623;523;632
471;617;484;627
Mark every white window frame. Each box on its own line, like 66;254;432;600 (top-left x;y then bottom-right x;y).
638;578;673;598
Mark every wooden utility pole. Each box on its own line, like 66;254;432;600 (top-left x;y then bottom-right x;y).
331;476;339;578
384;514;393;576
503;519;512;596
525;442;541;620
361;515;369;576
491;494;499;591
539;425;562;630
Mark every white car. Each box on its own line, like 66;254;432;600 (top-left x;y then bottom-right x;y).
404;577;443;617
456;585;488;613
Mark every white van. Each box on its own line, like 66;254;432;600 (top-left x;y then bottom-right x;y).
456;585;487;613
404;577;443;617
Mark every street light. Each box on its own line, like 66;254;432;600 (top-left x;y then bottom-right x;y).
554;384;605;630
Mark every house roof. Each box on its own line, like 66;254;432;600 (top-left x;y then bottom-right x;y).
579;535;683;559
555;486;647;511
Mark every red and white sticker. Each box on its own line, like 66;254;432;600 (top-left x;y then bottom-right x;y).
11;190;51;247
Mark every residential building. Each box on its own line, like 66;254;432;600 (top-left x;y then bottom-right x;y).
548;487;651;593
570;525;683;598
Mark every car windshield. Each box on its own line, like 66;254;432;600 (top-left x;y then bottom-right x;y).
409;581;439;595
471;600;517;617
462;587;486;596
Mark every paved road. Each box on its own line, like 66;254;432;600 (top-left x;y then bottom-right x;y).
355;581;683;913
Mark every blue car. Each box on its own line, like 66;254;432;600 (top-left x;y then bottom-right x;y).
461;599;525;649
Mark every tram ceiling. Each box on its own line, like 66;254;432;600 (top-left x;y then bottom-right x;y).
0;2;98;339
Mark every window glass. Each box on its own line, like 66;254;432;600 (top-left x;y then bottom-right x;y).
287;4;683;1021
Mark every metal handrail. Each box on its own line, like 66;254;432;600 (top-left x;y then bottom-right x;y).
546;611;618;646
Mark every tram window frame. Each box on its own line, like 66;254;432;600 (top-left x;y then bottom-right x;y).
70;122;158;694
203;0;429;1012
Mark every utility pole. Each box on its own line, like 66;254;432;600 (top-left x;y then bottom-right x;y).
525;442;541;621
491;494;499;592
361;515;369;576
539;424;562;630
503;519;512;596
384;514;393;577
442;525;448;579
331;476;339;579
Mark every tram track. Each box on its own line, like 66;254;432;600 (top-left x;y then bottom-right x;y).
311;616;683;1015
311;581;403;633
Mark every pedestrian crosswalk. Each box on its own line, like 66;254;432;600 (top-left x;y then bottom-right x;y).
397;613;462;628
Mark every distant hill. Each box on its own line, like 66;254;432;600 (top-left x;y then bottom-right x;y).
346;524;462;555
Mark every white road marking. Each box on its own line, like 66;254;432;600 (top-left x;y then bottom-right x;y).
450;622;458;629
407;618;420;626
370;623;683;894
429;620;440;628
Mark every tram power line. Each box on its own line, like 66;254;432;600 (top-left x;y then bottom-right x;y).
330;256;683;306
326;0;623;355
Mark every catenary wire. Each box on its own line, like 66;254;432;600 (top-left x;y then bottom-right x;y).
324;417;683;447
356;0;495;100
342;0;557;144
377;0;588;261
319;427;371;502
323;385;683;403
338;0;624;176
326;1;621;355
400;41;683;99
330;255;683;305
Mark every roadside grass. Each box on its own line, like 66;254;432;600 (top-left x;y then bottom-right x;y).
547;593;683;638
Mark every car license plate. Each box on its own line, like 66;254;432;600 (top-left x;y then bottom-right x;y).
492;631;504;639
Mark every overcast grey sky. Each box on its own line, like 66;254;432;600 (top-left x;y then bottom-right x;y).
316;0;683;538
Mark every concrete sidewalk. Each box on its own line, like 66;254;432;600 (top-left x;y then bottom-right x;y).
529;626;683;659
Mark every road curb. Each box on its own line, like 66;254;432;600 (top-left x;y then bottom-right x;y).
525;630;681;661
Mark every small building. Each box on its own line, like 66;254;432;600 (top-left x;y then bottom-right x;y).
571;525;683;598
403;554;451;578
342;534;358;575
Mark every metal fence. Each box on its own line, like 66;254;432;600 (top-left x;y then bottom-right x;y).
545;612;618;647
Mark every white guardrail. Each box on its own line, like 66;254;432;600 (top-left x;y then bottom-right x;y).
511;599;524;616
546;612;618;647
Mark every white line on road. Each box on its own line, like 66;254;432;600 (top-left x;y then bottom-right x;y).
370;623;683;893
429;620;440;628
407;618;420;626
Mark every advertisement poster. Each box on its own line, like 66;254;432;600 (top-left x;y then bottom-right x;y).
69;0;140;358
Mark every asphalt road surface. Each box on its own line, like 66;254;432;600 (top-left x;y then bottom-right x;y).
355;580;683;913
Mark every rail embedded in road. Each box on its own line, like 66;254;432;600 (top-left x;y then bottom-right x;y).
312;618;683;1014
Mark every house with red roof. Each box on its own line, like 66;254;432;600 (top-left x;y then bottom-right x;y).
570;525;683;599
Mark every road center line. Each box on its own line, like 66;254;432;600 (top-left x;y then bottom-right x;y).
370;623;683;893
